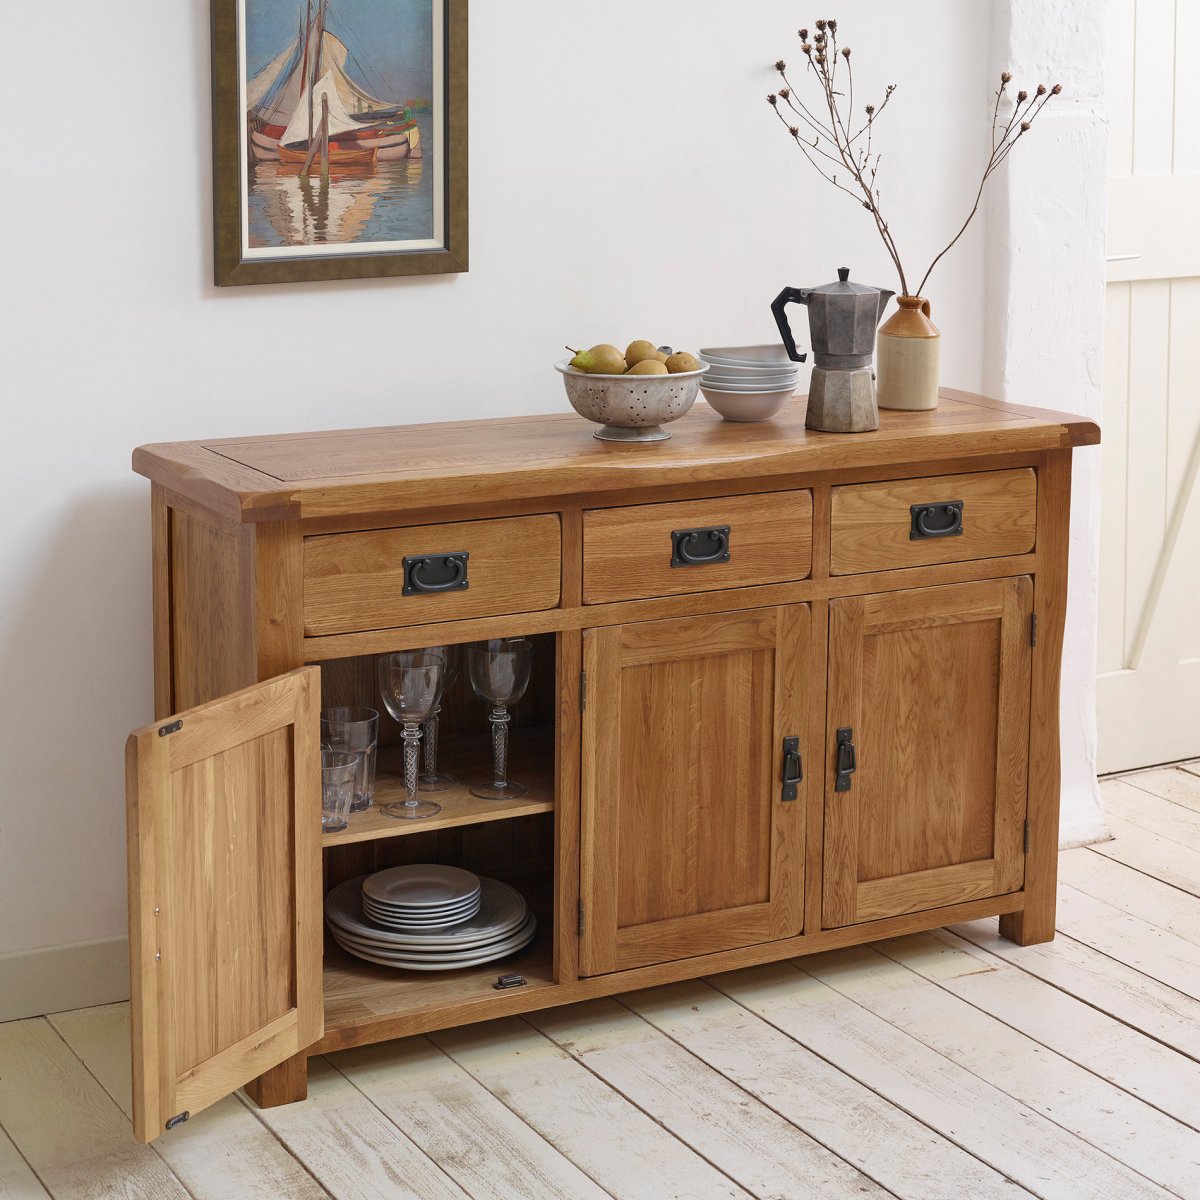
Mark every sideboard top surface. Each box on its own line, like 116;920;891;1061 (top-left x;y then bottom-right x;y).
133;388;1099;523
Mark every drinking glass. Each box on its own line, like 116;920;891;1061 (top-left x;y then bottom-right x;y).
467;639;532;800
321;750;359;833
377;651;445;820
418;645;459;792
320;706;379;811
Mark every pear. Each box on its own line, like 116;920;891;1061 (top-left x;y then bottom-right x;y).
626;359;669;375
567;344;626;375
665;351;701;374
625;339;665;368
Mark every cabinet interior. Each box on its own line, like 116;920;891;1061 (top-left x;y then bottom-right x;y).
314;632;558;1039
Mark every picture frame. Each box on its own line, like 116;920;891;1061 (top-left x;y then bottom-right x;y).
211;0;467;287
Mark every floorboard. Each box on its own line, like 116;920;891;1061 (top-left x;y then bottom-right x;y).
6;758;1200;1199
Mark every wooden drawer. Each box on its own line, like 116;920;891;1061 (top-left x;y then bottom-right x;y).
582;490;813;604
303;515;561;636
830;468;1036;575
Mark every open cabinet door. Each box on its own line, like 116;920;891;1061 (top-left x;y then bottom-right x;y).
125;667;323;1142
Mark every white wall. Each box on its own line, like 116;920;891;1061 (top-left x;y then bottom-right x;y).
0;0;1102;1011
983;0;1108;846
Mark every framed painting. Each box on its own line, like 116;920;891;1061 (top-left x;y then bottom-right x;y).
211;0;467;286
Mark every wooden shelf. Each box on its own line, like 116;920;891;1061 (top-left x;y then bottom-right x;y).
318;888;554;1051
322;737;554;847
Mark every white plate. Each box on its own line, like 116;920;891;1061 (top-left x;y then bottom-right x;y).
362;864;480;908
362;893;481;918
699;345;796;368
701;373;799;387
336;905;530;951
700;380;798;394
330;915;537;971
361;905;483;931
327;876;527;946
332;911;536;959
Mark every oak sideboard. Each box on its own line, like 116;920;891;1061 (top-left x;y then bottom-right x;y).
126;388;1098;1142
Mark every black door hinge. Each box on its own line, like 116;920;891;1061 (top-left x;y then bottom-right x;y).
1023;820;1031;854
165;1111;189;1130
580;670;587;712
1030;612;1038;647
158;720;182;737
577;898;585;937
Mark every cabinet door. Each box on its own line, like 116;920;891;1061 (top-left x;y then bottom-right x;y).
125;667;323;1142
580;607;812;975
823;578;1033;927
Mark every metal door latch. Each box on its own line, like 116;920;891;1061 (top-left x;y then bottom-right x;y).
781;736;803;801
493;973;527;990
834;727;857;793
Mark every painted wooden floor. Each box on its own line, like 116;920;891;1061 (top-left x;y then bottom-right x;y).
4;761;1200;1200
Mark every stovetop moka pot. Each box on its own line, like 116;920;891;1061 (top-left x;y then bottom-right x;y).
771;267;894;369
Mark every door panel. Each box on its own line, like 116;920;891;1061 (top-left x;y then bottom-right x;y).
1098;0;1200;770
823;579;1032;928
126;667;323;1142
580;607;812;975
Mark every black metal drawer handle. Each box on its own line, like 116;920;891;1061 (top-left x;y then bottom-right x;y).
834;727;856;793
403;551;470;595
910;500;964;540
671;525;731;567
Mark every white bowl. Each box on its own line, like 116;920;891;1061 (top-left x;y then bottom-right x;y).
699;377;799;394
555;359;709;442
699;344;798;368
700;387;794;423
702;368;800;385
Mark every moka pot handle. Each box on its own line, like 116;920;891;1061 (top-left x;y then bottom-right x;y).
770;287;812;363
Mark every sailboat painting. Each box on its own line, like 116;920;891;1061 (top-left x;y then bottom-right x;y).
212;0;467;284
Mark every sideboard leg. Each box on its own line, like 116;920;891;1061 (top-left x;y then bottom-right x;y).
244;1053;309;1109
1001;450;1071;949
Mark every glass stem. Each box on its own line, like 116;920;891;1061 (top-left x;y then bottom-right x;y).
489;706;511;790
421;706;440;779
402;724;422;807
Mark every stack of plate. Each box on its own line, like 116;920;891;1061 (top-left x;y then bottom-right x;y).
698;345;803;423
325;864;536;971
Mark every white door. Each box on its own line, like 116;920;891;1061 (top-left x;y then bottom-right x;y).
1098;0;1200;772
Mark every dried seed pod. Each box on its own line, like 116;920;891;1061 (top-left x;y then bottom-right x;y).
802;43;813;55
1020;120;1031;131
841;46;851;58
779;86;791;99
798;26;809;39
775;59;786;72
1036;83;1047;95
788;125;799;136
865;104;875;114
767;93;778;105
816;18;827;30
1017;89;1028;102
1001;71;1012;83
1051;83;1063;94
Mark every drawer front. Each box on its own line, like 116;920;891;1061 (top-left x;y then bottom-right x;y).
830;468;1036;575
303;515;561;636
582;490;813;604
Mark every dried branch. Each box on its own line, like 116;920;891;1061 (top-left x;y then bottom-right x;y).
768;18;1062;299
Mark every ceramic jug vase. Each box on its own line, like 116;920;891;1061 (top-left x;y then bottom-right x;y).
876;296;940;411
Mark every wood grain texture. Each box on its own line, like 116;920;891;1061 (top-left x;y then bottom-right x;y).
169;505;257;710
580;607;808;975
1002;452;1070;946
302;515;561;635
132;391;1099;523
830;468;1037;574
581;489;812;603
151;484;173;720
823;578;1032;928
125;668;323;1141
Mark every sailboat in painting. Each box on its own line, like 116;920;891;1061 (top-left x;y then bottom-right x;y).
247;0;422;170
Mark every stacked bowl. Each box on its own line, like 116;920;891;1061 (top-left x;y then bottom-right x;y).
325;864;537;971
698;345;802;423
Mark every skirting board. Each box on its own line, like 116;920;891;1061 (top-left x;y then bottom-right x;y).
0;936;129;1022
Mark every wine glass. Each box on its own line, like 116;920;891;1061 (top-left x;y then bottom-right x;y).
376;651;445;820
418;644;459;792
467;639;532;800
